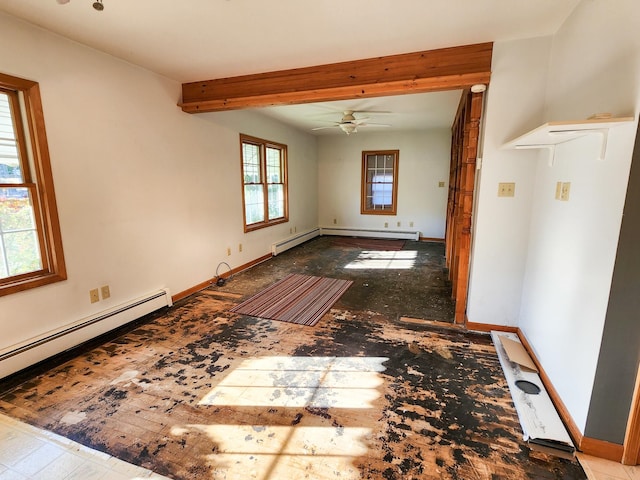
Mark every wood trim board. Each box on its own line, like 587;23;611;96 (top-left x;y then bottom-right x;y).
623;361;640;464
180;42;492;113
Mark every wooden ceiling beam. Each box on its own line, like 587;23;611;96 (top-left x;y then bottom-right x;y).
180;42;493;113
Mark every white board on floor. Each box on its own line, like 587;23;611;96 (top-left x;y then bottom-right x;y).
491;331;575;458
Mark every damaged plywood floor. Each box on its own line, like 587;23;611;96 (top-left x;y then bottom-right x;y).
0;291;585;479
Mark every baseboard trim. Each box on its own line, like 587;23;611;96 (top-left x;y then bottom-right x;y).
172;253;272;303
466;322;518;333
580;436;624;463
517;329;624;463
419;237;445;243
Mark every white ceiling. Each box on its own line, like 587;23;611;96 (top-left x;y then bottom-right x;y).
0;0;580;135
257;91;465;135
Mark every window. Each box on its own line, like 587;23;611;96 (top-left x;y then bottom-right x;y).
240;134;288;232
361;150;399;215
0;73;66;296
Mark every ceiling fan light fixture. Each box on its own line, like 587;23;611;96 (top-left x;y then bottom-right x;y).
340;123;357;135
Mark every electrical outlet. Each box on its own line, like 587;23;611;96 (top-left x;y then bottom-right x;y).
498;182;515;197
100;285;110;300
294;226;297;233
384;222;388;228
409;221;414;228
560;182;571;201
239;243;242;252
89;288;99;304
555;182;563;200
397;221;401;227
333;218;337;225
438;181;445;188
227;247;231;256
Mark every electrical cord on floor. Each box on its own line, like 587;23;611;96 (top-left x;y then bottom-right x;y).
215;262;232;287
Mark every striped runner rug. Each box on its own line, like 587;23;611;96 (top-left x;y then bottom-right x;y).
230;273;353;326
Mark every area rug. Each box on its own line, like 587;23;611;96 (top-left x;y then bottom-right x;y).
230;273;353;326
330;236;406;251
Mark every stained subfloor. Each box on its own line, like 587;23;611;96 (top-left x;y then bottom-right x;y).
0;238;586;479
221;236;455;323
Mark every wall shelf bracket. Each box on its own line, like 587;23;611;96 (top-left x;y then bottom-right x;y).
546;128;609;161
515;144;556;166
504;117;634;166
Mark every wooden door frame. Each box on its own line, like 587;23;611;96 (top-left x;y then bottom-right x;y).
623;361;640;464
445;90;484;324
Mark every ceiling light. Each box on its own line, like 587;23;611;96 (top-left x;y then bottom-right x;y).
93;0;104;11
340;124;357;135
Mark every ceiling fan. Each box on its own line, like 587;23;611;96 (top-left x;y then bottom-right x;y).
311;110;391;135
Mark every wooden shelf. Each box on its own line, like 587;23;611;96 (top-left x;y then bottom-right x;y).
504;117;634;165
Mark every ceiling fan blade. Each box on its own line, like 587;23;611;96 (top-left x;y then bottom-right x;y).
351;110;392;114
311;125;340;131
352;117;370;125
358;123;392;127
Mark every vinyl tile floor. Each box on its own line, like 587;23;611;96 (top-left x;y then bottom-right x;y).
0;413;170;480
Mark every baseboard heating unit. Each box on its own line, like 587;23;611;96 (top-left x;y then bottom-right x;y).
0;289;172;378
271;228;320;256
320;226;419;241
491;331;575;459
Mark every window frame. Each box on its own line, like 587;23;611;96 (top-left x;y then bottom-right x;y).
0;73;66;296
239;134;288;232
360;149;399;215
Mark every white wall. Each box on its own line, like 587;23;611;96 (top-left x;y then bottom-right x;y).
0;13;317;377
317;130;451;239
467;36;553;327
517;0;640;434
469;1;640;434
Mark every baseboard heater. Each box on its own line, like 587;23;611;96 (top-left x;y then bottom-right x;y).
0;289;172;376
271;228;320;256
491;331;575;459
320;226;419;241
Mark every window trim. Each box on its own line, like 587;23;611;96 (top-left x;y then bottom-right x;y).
239;134;288;232
361;149;399;216
0;72;66;296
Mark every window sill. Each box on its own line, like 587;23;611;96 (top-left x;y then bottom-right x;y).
0;271;67;297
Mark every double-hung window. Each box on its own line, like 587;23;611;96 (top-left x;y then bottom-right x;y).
0;73;66;296
240;134;288;232
361;150;399;215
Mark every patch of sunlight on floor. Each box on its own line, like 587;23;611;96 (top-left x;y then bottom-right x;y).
185;357;386;479
198;356;388;409
171;424;371;480
344;250;417;269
